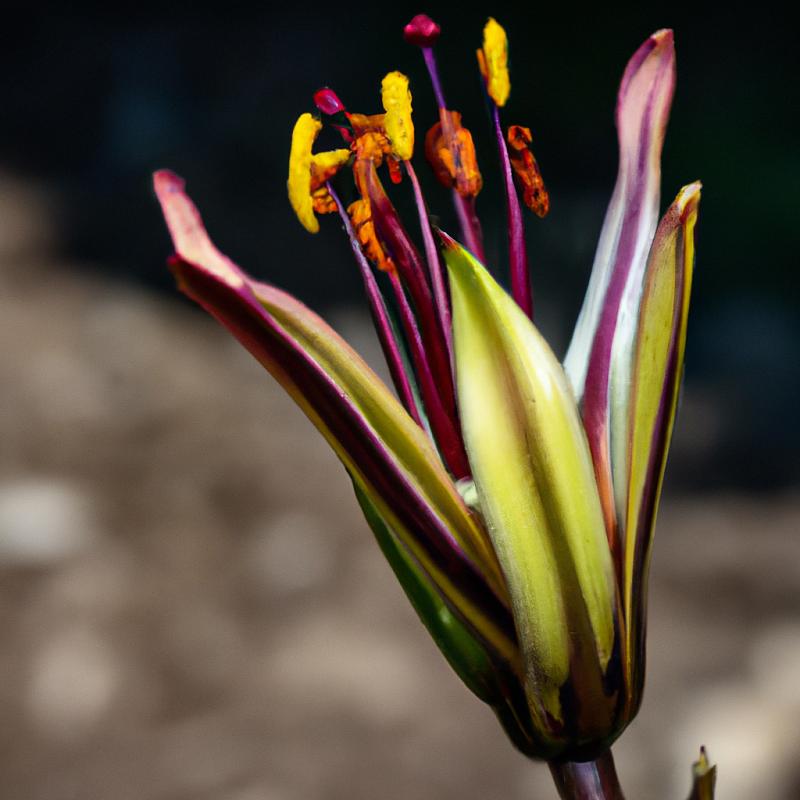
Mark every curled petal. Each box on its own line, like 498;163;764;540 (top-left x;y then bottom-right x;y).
154;170;517;666
443;234;617;735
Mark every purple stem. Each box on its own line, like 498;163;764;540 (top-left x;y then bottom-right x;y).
328;183;422;425
421;45;486;263
364;165;460;422
405;160;453;364
549;750;625;800
422;47;447;109
452;193;486;263
491;102;532;318
387;268;471;480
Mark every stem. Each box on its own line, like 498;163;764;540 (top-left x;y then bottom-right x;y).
491;102;532;319
328;183;422;425
404;160;453;365
548;750;625;800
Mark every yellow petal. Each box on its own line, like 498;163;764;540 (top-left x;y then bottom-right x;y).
444;236;616;725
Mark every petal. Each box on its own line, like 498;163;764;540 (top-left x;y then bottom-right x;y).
443;235;617;728
153;170;517;665
623;182;700;700
563;30;676;542
353;479;507;704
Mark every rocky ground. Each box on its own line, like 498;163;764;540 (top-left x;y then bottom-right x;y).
2;175;799;799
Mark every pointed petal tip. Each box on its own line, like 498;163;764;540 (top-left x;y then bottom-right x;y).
153;169;184;196
677;180;702;219
651;28;674;47
433;227;459;252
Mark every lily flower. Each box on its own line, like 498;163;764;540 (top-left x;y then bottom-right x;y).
153;13;701;787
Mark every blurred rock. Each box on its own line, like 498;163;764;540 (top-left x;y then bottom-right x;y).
0;478;96;566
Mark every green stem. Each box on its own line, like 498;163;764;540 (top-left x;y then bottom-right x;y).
548;749;625;800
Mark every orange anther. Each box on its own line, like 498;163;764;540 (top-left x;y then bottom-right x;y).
507;125;549;217
424;110;483;197
347;198;395;273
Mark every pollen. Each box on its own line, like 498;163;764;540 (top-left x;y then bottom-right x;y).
347;198;395;273
425;111;483;197
310;149;351;182
477;17;510;107
507;125;549;217
381;71;414;161
288;113;323;233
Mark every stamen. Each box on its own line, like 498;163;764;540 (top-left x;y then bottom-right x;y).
287;113;323;233
381;71;414;162
328;183;422;425
387;265;471;479
507;125;550;217
313;87;346;115
425;111;483;198
405;160;453;363
363;163;470;478
477;17;511;108
404;14;485;261
475;17;536;318
347;197;395;274
313;87;354;142
491;104;533;318
403;13;441;48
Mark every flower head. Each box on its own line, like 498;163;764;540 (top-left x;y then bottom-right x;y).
154;15;700;762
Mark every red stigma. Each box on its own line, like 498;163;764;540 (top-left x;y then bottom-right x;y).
403;14;441;47
314;87;346;115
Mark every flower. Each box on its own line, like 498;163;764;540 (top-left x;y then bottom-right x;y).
153;15;700;763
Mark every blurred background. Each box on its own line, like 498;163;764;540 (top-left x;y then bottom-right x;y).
1;3;798;799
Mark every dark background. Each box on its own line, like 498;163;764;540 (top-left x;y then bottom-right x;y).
1;5;799;800
3;2;797;490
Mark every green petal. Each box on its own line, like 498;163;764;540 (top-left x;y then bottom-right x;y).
353;479;506;704
623;182;700;697
443;236;617;725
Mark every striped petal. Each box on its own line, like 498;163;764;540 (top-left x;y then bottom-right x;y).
563;30;676;546
443;235;617;734
353;479;507;704
153;170;517;666
622;182;700;702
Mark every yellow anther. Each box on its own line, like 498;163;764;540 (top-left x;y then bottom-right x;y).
477;17;510;107
287;113;323;233
310;149;351;181
381;71;414;161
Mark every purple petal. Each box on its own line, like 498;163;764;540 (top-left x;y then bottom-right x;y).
563;30;676;554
